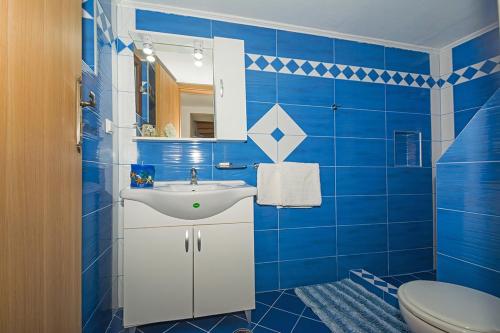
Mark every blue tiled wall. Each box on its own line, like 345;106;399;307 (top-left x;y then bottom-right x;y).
132;10;433;291
452;29;500;136
82;1;116;332
437;88;500;297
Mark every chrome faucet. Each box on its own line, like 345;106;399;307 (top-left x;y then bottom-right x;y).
190;167;198;185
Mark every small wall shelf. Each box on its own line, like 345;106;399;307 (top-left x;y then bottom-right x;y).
394;131;422;167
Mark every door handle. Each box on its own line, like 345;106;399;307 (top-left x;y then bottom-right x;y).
185;230;189;252
75;77;82;153
80;91;96;108
197;230;201;252
219;79;224;98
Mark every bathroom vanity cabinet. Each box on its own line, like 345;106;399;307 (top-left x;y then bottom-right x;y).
122;197;255;328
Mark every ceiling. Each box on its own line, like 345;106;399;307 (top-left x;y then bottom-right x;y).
127;0;498;49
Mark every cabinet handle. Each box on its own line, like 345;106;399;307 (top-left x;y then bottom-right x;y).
197;230;202;252
219;79;224;98
185;230;189;252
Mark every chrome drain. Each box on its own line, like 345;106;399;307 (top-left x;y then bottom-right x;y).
233;329;251;333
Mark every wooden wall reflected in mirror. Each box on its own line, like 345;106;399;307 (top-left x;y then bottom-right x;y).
133;39;215;139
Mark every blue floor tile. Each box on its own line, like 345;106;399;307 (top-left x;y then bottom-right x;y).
292;317;331;333
258;308;299;333
273;293;306;315
301;307;322;322
283;289;297;297
252;324;277;332
107;315;123;333
139;321;177;333
167;322;205;333
255;291;283;306
250;302;272;324
211;315;253;333
188;315;225;331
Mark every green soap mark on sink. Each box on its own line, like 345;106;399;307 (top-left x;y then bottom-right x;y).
193;202;200;208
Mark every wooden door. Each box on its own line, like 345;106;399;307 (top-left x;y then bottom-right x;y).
0;0;82;332
193;223;255;317
123;227;194;327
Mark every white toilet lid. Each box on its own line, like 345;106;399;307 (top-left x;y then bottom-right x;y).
398;280;500;332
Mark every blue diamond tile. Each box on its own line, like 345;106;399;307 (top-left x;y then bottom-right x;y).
368;69;379;81
245;54;254;68
392;72;403;84
343;66;354;78
301;61;314;75
116;38;127;53
404;74;414;85
355;68;367;80
256;56;270;70
415;75;426;86
361;273;374;279
426;77;436;87
381;71;391;83
462;67;478;79
437;78;446;87
315;63;328;76
330;65;341;77
286;60;299;73
271;128;285;141
271;58;284;72
479;60;496;73
447;72;460;84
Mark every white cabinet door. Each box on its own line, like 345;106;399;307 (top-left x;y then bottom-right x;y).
123;227;193;327
213;37;247;141
193;223;255;317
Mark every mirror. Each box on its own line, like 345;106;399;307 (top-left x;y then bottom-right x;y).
132;33;215;139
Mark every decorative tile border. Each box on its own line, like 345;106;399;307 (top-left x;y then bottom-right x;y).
247;54;436;88
349;269;399;308
245;53;500;90
440;55;500;88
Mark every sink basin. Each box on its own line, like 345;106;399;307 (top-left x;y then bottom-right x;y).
120;180;257;220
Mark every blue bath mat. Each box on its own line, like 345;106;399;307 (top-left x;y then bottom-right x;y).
295;279;409;333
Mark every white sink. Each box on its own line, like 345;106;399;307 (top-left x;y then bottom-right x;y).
120;180;257;220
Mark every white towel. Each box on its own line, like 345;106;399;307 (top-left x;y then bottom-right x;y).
280;162;322;207
257;162;322;207
256;163;281;205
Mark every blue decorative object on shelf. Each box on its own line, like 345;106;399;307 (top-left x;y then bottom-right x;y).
130;164;155;188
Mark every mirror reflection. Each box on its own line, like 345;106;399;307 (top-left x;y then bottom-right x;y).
133;35;215;139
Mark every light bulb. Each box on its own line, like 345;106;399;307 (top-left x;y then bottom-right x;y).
142;42;153;55
194;60;203;67
193;48;203;60
146;55;155;63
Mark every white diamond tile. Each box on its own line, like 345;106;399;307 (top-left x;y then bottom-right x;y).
278;135;306;162
248;106;277;134
277;106;305;136
249;134;278;162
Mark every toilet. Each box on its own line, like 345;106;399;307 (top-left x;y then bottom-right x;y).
398;280;500;333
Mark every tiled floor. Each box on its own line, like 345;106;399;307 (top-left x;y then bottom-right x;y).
381;270;436;288
106;289;330;333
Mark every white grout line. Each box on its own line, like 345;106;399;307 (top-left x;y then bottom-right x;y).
290;306;307;333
